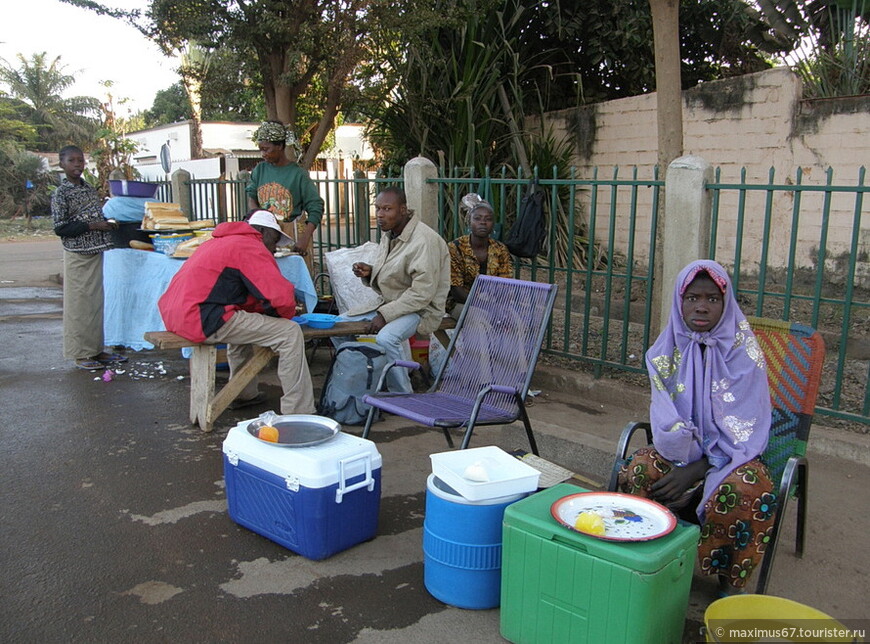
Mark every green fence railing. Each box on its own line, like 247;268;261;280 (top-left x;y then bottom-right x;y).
178;165;868;425
709;166;869;424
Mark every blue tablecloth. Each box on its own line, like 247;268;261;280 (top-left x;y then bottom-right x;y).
103;249;317;350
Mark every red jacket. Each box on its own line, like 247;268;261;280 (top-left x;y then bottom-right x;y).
158;222;297;342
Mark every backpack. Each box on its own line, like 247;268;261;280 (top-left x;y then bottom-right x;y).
504;179;546;258
317;342;388;425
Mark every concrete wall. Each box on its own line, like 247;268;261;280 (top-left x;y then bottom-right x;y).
535;67;870;272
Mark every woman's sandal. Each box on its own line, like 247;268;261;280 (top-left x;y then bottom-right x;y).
96;352;128;364
75;358;104;370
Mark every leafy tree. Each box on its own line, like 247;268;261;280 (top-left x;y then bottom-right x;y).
62;0;403;169
0;52;100;151
145;82;193;126
0;142;52;221
195;48;265;122
0;95;38;145
86;84;144;196
360;0;802;174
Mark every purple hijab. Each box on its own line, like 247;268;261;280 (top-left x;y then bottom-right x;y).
647;260;771;520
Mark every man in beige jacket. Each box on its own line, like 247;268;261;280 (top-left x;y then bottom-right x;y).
342;186;450;392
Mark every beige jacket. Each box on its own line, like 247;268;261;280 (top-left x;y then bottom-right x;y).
347;215;450;335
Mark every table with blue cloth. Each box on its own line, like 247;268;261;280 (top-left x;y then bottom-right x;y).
103;249;318;350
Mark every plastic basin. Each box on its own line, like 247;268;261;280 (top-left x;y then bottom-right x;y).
109;180;159;198
300;314;338;329
705;595;855;642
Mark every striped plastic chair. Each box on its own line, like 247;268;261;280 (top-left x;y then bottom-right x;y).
746;316;825;594
607;316;825;595
361;276;558;454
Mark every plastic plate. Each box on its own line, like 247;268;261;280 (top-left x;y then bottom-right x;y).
550;491;677;541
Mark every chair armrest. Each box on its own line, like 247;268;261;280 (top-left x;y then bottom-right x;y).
373;359;421;392
607;421;653;492
617;421;653;461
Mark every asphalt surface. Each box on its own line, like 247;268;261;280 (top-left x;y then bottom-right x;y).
1;240;869;643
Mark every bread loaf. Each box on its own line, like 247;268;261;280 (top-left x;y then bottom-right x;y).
129;240;155;251
172;232;212;257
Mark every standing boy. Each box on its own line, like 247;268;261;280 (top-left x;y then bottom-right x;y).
52;145;125;370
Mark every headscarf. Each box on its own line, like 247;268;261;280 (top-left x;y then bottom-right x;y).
460;193;493;215
460;193;494;227
253;121;298;147
646;260;771;520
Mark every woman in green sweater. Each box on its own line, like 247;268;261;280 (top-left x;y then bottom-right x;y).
246;121;324;257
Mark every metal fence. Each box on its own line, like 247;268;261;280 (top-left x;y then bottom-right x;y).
708;166;869;425
177;166;868;425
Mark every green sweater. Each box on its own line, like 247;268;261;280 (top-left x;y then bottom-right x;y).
246;162;324;225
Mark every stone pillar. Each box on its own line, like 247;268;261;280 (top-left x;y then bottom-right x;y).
659;155;713;330
403;156;439;230
171;168;192;218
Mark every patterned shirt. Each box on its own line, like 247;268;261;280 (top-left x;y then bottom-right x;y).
447;235;513;309
51;178;113;254
449;235;513;286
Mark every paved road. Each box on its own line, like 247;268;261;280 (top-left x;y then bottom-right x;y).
2;241;868;643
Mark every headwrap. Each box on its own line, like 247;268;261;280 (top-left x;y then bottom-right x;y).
460;193;493;215
646;260;771;520
253;121;298;146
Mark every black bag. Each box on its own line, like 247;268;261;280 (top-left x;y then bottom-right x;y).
504;179;546;258
317;342;388;425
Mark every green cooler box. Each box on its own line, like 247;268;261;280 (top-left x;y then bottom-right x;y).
500;484;699;644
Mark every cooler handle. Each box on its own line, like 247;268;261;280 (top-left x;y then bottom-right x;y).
552;531;589;552
335;452;374;503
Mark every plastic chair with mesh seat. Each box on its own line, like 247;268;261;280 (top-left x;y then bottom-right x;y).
360;275;558;455
606;316;825;595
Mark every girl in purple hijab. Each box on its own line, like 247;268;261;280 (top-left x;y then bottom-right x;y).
619;260;775;595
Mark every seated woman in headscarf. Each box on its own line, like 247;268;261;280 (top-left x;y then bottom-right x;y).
618;260;775;597
246;120;324;260
446;193;513;318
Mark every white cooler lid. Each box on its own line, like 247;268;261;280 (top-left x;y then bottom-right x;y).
223;421;382;489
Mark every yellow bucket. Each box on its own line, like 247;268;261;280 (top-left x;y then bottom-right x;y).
705;595;857;643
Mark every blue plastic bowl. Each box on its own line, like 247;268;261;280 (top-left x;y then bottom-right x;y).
301;313;338;329
109;180;159;198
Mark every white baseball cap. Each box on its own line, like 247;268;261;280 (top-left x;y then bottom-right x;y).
247;210;293;247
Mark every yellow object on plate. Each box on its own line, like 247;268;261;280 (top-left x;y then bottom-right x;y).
574;511;606;536
258;426;280;443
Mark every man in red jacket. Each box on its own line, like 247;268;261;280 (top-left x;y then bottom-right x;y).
158;210;315;414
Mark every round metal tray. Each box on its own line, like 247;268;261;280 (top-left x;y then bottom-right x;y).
246;414;340;447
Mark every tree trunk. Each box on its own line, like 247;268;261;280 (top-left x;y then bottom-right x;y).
181;76;204;160
649;0;684;334
650;0;683;171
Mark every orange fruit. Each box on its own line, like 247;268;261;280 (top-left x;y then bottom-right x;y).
258;425;280;443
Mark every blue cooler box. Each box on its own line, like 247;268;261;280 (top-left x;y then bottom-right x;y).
222;422;382;560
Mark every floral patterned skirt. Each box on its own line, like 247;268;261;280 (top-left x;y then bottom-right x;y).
617;447;777;589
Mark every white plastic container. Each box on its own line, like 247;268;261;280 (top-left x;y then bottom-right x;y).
429;446;540;502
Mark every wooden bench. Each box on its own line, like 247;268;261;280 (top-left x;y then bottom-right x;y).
144;318;456;433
